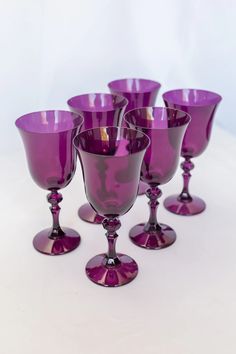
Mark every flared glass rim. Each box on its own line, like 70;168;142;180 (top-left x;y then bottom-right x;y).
124;106;191;130
67;92;128;113
108;78;161;94
73;126;150;158
15;110;83;134
162;88;222;107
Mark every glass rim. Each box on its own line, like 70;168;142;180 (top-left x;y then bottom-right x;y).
124;106;191;130
108;78;161;94
162;88;222;107
67;92;128;113
15;110;83;134
73;126;150;158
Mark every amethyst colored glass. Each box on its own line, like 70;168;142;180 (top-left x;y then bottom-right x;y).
125;107;190;249
108;78;161;112
15;110;83;255
67;93;128;224
108;78;161;195
74;127;150;287
163;89;222;216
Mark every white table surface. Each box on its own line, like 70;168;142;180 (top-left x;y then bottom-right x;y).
0;125;235;354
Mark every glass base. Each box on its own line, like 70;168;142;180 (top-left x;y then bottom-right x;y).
129;223;176;249
33;227;81;255
137;180;149;196
78;203;104;224
164;194;206;216
85;253;138;287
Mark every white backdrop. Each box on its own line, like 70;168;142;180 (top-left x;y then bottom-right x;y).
1;0;235;152
1;2;236;353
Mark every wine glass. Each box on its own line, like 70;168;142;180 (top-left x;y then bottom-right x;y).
125;107;190;249
108;78;161;195
74;126;150;286
15;110;83;255
163;89;222;215
67;93;128;224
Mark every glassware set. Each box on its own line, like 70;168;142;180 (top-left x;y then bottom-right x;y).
16;78;222;287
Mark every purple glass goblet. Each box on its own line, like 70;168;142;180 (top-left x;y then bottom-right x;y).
67;93;128;224
15;110;84;255
163;89;222;216
125;107;190;250
108;78;161;196
74;127;150;287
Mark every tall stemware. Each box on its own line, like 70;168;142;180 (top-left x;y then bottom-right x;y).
74;127;150;286
163;89;222;215
67;93;128;224
108;78;161;195
125;107;190;249
15;110;84;255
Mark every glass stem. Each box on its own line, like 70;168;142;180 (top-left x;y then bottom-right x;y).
102;218;121;267
47;190;64;239
145;186;162;232
179;158;194;202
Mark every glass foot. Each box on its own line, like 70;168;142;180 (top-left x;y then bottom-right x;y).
85;253;138;287
137;181;149;196
164;194;206;216
78;203;104;224
129;223;176;249
33;227;81;255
